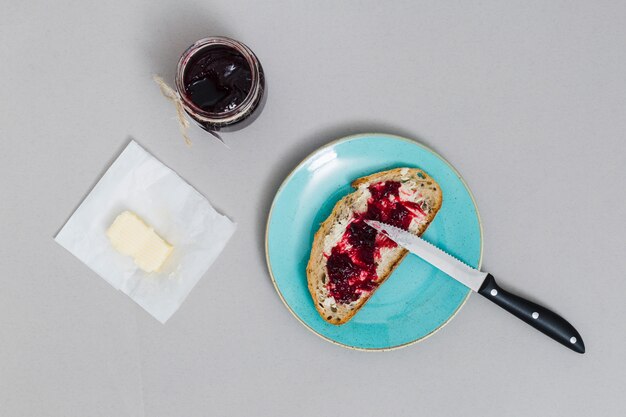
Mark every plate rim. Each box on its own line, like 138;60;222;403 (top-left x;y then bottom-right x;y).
264;133;484;351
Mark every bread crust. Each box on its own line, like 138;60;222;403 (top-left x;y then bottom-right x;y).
306;168;442;325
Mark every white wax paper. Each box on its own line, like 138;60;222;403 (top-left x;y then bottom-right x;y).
55;140;236;323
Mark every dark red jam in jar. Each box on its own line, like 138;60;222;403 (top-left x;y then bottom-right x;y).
175;37;265;132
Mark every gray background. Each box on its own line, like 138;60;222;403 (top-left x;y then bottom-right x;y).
1;1;625;416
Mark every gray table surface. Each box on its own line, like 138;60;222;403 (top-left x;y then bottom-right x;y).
2;1;626;416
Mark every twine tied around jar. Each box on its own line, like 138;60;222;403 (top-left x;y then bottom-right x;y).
153;75;193;146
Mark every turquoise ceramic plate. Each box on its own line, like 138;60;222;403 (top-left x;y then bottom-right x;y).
265;133;482;350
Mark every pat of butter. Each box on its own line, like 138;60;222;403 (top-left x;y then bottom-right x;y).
106;211;173;273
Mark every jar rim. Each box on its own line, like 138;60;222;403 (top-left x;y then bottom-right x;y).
175;37;262;125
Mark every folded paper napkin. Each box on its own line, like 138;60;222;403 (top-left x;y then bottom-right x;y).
55;140;236;323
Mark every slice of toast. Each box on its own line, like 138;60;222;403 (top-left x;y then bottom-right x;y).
306;168;442;325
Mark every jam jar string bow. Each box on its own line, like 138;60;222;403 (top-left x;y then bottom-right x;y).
153;75;193;146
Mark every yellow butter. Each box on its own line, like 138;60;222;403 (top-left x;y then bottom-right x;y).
106;211;173;273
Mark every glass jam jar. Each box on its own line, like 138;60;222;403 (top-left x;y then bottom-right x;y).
175;37;265;132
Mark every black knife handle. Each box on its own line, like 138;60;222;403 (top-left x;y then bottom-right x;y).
478;274;585;354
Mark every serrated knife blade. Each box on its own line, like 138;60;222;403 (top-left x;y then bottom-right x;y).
365;220;487;292
364;220;585;354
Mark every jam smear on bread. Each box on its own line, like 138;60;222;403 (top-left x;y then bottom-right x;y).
326;181;426;304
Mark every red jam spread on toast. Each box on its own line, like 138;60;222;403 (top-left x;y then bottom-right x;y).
326;181;426;304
